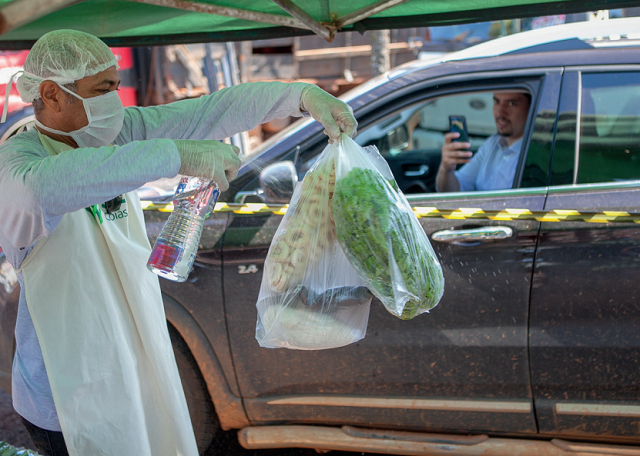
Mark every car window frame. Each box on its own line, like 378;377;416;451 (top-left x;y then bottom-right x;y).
515;70;563;189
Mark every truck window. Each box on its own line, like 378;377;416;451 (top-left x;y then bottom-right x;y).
577;72;640;184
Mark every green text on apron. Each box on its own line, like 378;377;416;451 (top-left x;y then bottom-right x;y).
19;132;198;456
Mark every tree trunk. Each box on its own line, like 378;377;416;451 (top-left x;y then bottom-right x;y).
370;30;390;76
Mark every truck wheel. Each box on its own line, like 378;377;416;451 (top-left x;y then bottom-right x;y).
168;323;219;454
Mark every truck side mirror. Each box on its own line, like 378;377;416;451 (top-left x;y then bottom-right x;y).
259;161;298;204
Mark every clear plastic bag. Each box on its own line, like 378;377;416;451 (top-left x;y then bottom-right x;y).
256;143;372;350
332;134;445;320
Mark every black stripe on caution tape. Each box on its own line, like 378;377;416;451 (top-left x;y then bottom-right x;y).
140;201;640;224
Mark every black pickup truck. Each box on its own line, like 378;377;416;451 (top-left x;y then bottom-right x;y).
1;18;640;456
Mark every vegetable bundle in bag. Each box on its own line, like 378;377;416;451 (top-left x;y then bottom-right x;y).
255;143;372;350
332;134;445;320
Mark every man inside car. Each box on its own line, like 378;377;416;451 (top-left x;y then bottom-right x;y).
436;91;531;192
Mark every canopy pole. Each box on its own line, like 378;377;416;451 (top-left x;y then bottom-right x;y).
0;0;80;36
125;0;311;30
271;0;333;41
336;0;410;27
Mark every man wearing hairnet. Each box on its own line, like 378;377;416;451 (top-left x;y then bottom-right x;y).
0;30;357;456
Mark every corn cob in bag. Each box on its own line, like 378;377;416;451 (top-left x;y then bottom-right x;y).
332;134;445;320
256;142;372;350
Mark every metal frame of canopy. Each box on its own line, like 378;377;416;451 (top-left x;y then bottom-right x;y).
1;0;408;43
0;0;638;48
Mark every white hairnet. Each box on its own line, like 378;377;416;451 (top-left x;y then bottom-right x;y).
17;29;119;103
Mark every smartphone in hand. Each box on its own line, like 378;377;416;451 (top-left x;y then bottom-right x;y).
449;115;469;143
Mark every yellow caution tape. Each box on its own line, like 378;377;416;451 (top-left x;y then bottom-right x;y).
139;201;640;224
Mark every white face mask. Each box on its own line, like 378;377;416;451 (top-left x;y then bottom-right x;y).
35;85;124;148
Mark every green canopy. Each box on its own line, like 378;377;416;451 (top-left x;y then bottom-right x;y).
0;0;637;49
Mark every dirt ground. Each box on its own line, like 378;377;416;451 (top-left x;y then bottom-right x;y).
0;388;38;452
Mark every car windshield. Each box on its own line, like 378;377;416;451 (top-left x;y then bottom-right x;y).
245;70;409;161
244;116;313;162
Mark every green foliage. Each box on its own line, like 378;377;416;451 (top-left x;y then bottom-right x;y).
0;442;42;456
332;167;444;319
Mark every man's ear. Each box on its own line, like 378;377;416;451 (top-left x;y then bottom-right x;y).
39;81;64;113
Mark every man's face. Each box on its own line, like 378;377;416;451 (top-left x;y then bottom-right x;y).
493;92;530;141
61;66;121;132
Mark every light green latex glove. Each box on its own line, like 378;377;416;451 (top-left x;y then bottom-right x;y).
174;139;241;191
300;85;357;141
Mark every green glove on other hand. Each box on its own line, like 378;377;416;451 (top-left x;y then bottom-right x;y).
174;140;241;191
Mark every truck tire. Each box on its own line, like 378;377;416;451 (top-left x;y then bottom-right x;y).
168;323;219;454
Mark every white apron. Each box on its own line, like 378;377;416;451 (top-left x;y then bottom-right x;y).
18;132;198;456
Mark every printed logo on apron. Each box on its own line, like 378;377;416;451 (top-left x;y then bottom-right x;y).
85;196;129;224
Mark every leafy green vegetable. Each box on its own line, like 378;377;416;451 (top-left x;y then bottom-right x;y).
0;442;42;456
332;167;444;320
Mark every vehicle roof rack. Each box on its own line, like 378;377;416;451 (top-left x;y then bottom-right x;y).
505;38;593;55
445;17;640;62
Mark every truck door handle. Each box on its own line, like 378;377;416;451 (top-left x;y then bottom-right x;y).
431;226;513;245
404;165;429;177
